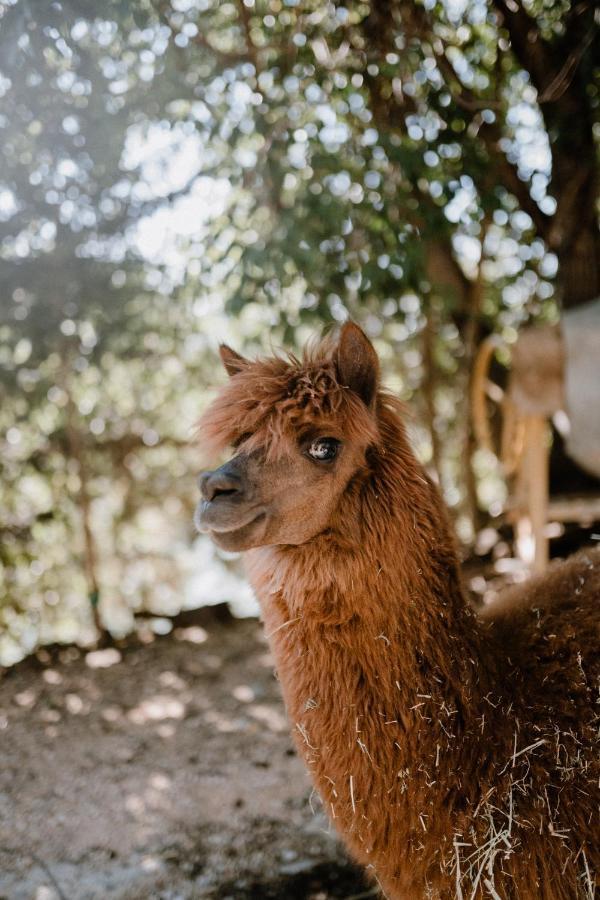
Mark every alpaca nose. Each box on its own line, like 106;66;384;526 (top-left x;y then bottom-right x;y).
199;465;244;503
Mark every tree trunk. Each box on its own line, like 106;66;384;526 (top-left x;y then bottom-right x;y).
556;219;600;309
421;309;443;486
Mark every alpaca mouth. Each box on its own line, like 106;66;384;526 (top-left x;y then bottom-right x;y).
194;501;265;536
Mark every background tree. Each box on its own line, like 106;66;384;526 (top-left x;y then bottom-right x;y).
0;0;598;662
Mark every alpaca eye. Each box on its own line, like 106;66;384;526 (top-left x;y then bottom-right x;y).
308;437;340;462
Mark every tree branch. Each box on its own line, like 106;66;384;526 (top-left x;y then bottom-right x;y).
157;1;249;68
537;28;594;103
491;0;555;95
478;122;551;238
235;0;261;75
366;2;552;239
190;30;249;67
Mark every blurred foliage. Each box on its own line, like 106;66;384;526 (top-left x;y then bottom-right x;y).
0;0;598;662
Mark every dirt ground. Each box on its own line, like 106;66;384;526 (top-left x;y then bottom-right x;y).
0;609;371;900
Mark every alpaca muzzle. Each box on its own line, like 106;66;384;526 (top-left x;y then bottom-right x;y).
199;462;244;503
195;459;264;536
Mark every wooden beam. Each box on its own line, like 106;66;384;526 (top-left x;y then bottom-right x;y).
517;414;549;574
547;497;600;523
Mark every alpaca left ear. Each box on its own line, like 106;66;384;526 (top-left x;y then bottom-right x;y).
336;322;379;408
219;344;247;377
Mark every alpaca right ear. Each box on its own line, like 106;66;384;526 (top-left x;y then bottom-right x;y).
219;344;247;377
336;322;379;408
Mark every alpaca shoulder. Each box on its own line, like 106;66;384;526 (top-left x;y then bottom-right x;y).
476;547;599;721
477;546;600;623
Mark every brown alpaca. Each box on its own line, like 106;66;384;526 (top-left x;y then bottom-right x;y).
195;323;599;899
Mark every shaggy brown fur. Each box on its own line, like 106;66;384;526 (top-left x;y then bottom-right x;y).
196;324;599;899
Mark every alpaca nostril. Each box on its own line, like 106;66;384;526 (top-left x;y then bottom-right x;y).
199;468;244;503
212;484;240;500
198;472;214;501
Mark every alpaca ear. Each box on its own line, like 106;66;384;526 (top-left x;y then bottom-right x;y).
336;322;379;407
219;344;247;377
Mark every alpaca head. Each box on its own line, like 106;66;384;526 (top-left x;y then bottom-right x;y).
195;323;382;551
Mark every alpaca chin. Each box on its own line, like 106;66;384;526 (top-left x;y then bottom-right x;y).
194;502;267;551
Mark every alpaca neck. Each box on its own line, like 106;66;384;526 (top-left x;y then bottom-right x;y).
244;483;493;882
245;404;492;768
247;499;488;728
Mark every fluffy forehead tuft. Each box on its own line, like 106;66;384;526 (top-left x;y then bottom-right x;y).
196;337;380;462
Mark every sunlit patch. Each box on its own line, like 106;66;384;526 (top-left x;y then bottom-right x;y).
174;625;208;644
42;668;62;685
149;772;171;791
247;703;287;733
158;670;188;691
15;689;36;708
469;575;487;596
204;709;243;733
258;651;275;668
127;694;186;724
85;648;122;669
65;693;88;715
125;794;145;817
35;887;57;900
140;855;162;873
204;654;222;670
232;684;255;703
156;723;176;738
146;616;172;635
137;629;156;645
101;705;122;723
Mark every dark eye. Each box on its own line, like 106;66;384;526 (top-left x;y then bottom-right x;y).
307;437;340;462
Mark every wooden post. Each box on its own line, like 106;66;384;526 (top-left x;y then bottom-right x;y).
524;415;549;573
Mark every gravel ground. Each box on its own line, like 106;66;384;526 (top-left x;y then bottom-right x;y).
0;611;370;900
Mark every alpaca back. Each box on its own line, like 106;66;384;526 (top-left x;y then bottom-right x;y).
480;546;600;731
474;547;600;895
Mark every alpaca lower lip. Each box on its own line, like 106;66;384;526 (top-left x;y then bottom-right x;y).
210;512;265;535
214;511;266;538
195;501;265;535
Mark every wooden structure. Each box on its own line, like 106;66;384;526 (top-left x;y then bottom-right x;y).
473;326;600;573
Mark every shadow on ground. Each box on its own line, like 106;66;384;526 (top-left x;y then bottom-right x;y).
213;861;373;899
